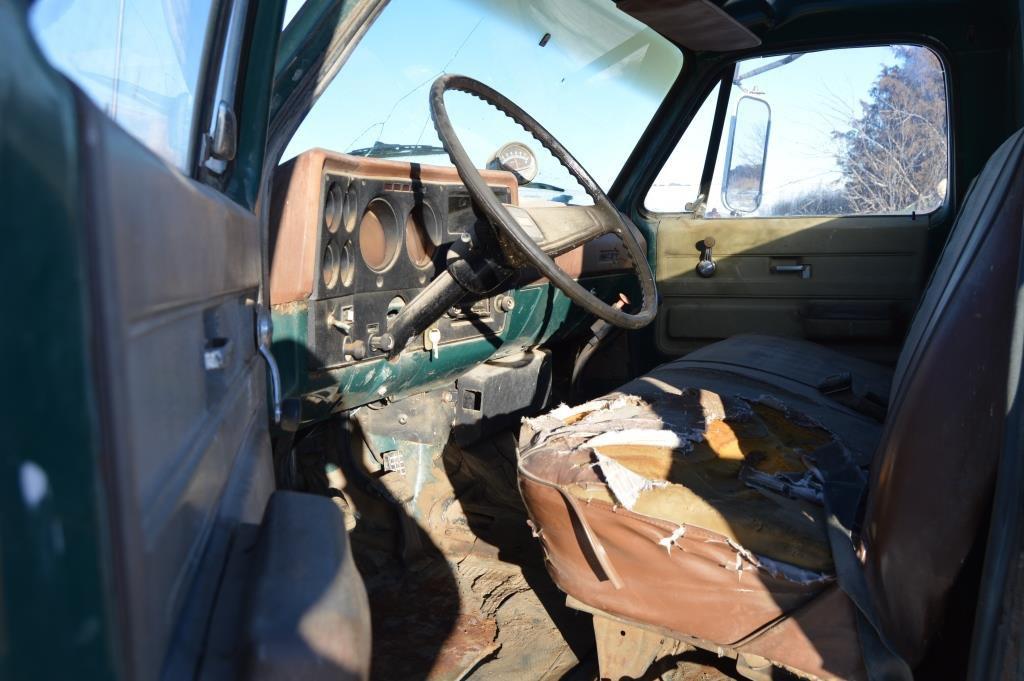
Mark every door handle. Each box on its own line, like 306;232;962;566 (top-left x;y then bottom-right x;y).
256;310;283;423
770;263;812;279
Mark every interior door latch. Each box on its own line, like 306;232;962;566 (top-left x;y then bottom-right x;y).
770;263;813;279
696;236;717;278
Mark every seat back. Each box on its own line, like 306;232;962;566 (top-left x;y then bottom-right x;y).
862;129;1024;663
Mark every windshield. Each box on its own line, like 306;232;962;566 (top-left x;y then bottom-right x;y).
283;0;683;205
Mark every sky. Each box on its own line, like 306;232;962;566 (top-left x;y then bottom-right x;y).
28;0;935;212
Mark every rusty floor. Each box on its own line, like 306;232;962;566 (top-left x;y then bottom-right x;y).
329;426;744;681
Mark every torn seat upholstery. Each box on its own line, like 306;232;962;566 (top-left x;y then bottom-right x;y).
517;128;1024;680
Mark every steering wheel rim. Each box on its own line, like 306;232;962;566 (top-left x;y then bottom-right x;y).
429;74;658;330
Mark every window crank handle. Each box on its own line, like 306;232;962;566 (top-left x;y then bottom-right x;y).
696;236;716;278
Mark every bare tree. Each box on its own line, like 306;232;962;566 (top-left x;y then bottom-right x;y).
833;47;948;214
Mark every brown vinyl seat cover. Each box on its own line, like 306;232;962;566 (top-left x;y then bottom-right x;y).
517;129;1024;680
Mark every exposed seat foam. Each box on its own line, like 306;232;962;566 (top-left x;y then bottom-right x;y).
521;386;837;571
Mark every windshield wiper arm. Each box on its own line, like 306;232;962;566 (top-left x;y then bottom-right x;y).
524;181;565;192
349;141;448;158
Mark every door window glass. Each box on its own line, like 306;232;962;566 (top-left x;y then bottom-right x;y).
30;0;217;171
644;87;717;213
651;45;949;218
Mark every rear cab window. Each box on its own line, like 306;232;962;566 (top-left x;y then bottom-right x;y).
646;44;950;219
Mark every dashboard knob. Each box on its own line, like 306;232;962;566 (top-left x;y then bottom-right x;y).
370;334;395;353
345;340;367;361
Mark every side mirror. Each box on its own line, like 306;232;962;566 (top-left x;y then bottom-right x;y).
722;96;771;213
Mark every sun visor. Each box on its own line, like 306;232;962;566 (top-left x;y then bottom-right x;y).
616;0;760;52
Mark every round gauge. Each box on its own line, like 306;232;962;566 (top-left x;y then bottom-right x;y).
493;141;538;184
339;240;355;287
343;184;358;233
405;204;438;268
321;239;340;288
323;181;343;233
359;198;400;272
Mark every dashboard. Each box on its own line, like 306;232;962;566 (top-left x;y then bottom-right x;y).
268;149;636;422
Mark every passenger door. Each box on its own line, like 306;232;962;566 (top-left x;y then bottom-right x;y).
645;45;951;363
26;2;276;678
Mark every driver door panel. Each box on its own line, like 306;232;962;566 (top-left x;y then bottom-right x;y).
77;96;273;679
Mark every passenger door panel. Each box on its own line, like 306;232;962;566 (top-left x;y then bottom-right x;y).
646;44;950;363
655;214;930;361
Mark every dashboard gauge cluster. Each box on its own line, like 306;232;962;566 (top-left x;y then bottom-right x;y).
303;162;516;370
312;173;446;300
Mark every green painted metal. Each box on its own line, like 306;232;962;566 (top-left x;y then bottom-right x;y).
1;2;118;679
274;0;343;98
270;0;388;144
271;0;384;121
226;0;288;209
272;275;634;424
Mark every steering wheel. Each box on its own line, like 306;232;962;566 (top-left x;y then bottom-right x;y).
429;74;658;330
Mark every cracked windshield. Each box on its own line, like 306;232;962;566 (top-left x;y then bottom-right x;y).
284;0;684;206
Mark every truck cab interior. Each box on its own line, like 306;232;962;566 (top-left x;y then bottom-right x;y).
6;0;1024;680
